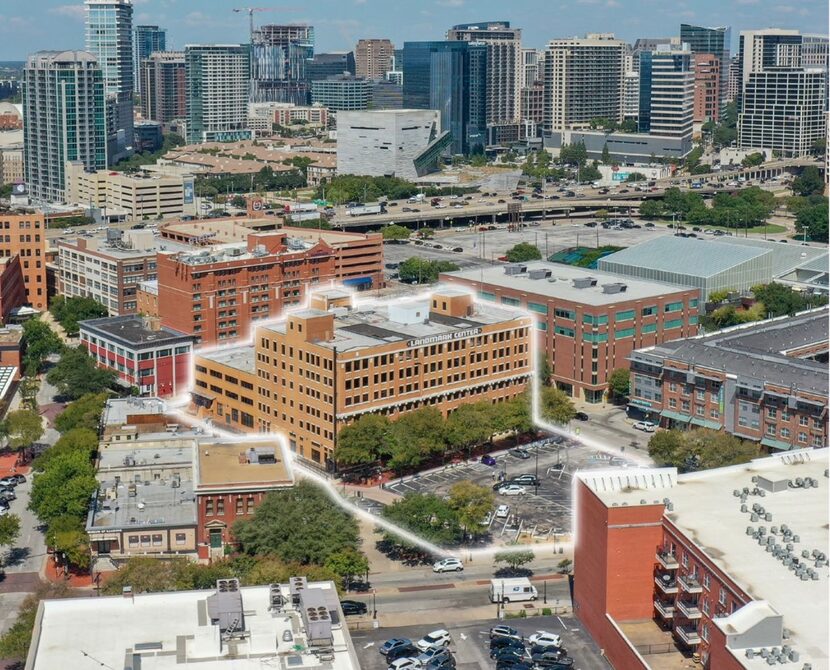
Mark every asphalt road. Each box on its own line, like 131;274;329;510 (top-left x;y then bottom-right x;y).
350;615;609;670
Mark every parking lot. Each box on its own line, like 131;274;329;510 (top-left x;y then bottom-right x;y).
384;438;635;541
350;615;609;670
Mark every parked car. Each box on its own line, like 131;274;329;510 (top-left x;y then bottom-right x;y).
497;485;526;496
489;625;522;641
388;658;422;670
528;632;562;649
495;661;533;670
340;600;368;616
490;636;526;652
0;490;16;503
633;421;657;433
387;646;421;663
574;411;589;421
417;648;453;666
432;558;464;573
495;504;510;519
511;474;539;486
0;477;19;488
7;475;24;485
381;639;413;656
510;447;531;459
422;657;455;670
481;455;497;466
531;651;572;667
492;647;529;663
416;630;452;651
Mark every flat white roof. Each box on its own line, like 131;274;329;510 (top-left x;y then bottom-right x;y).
578;449;829;669
28;582;360;670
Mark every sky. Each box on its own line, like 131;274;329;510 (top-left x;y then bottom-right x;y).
0;0;827;60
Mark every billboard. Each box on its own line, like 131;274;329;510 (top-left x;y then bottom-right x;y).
183;181;194;204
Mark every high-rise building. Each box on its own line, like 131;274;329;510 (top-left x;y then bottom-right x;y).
250;24;314;104
543;33;627;131
680;24;730;119
185;45;252;144
520;48;539;87
85;0;134;164
355;39;395;80
23;51;106;203
369;80;403;109
801;34;829;68
648;44;694;140
447;22;521;126
139;51;186;126
0;211;47;311
726;56;741;102
691;53;720;124
310;75;371;111
133;25;166;94
402;41;487;155
306;52;355;81
630;37;675;72
737;29;827;157
623;71;640;120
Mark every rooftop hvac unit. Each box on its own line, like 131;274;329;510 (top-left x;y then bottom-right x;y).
298;587;333;646
601;282;627;294
571;276;597;289
504;263;526;275
528;268;551;280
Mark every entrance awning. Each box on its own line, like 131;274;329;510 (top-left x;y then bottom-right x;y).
690;417;722;430
661;410;693;423
629;399;655;410
342;276;372;286
761;437;795;451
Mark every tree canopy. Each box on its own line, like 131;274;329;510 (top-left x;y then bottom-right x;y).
29;450;97;524
447;481;494;531
794;197;828;243
0;513;21;547
382;493;464;546
792;166;824;197
494;548;535;570
648;428;761;471
607;368;630;400
46;348;116;400
382;224;412;241
233;481;360;564
54;392;109;433
49;296;108;337
21;318;63;375
398;258;459;284
2;409;43;450
540;386;576;424
505;242;542;263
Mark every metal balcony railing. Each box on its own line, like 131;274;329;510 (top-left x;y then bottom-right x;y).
675;625;701;646
654;600;675;619
655;574;679;594
676;600;702;619
678;574;703;593
656;550;679;570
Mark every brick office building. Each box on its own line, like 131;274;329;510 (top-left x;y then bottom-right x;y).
442;262;700;402
0;256;28;321
573;448;828;670
80;315;196;397
629;309;828;450
692;53;721;124
156;227;384;346
192;288;533;467
0;210;47;311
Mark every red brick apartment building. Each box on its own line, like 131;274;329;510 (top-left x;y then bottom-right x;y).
0;210;47;311
0;256;27;322
573;448;827;670
441;262;700;402
693;54;721;124
629;309;828;450
192;288;533;467
156;223;383;346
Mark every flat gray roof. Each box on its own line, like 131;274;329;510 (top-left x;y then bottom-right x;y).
199;345;255;374
86;478;196;533
102;397;168;426
442;261;693;306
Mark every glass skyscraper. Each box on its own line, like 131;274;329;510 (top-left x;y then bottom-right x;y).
85;0;134;163
133;25;166;93
680;23;731;119
402;41;487;155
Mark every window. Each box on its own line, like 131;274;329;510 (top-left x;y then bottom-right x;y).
156;348;172;358
584;332;608;343
501;296;520;306
175;533;187;545
681;552;688;567
766;424;776;436
479;291;495;301
152;534;162;546
175;345;190;355
696;389;705;400
205;499;214;516
583;313;608;325
642;323;657;334
536;321;548;331
128;536;139;547
690;298;699;308
664;319;683;329
669;398;677;409
689;315;699;325
664;301;683;313
616;309;635;322
554;326;574;337
528;302;548;315
641;305;657;316
615;327;635;339
780;427;790;438
703;573;710;589
718;588;726;605
701;624;709;642
554;308;574;320
798;432;807;443
767;407;777;419
140;535;151;547
799;415;809;426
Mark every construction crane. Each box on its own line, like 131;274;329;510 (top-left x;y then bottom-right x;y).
232;7;300;42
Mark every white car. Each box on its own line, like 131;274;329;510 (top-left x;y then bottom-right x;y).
495;504;510;519
388;658;422;670
433;558;464;573
528;631;563;648
416;630;452;651
497;485;526;496
633;421;657;433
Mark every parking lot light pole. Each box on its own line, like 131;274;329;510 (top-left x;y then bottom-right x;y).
372;589;377;619
544;580;547;604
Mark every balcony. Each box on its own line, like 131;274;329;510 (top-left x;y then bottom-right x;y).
678;574;703;594
675;625;701;646
656;550;679;570
676;600;702;619
655;574;679;594
654;599;675;619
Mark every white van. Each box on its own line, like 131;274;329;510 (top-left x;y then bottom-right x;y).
489;578;538;603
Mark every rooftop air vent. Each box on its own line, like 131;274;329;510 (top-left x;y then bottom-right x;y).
571;276;597;289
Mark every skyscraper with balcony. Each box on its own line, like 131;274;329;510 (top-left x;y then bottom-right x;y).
85;0;134;164
402;40;487;155
355;39;395;80
680;24;730;119
446;22;521;126
140;51;186;125
543;34;627;131
133;25;166;93
23;51;106;203
185;45;252;144
648;44;694;141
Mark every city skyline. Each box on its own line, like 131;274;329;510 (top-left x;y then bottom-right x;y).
1;0;828;60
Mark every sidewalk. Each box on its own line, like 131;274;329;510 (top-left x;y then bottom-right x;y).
38;310;72;346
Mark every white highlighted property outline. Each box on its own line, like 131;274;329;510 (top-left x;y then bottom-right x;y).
163;282;650;559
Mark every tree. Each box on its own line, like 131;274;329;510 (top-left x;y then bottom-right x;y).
46;347;116;400
810;138;826;158
795;201;829;243
494;549;534;570
54;392;109;433
639;199;663;219
625;172;646;182
398;258;459;284
708;289;731;304
382;224;411;241
648;429;760;471
33;427;97;472
445;403;493;457
447;481;494;532
49;295;108;337
580;162;602;182
382;493;463;546
557;558;573;574
540;386;576;424
388;407;446;471
335;413;391;466
741;152;765;168
601;143;611;165
538;355;552;386
0;513;21;548
234;481;360;564
21;318;63;375
2;409;43;450
607;368;630;400
324;548;370;585
230;195;247;208
46;515;91;570
29;450;97;524
792;166;824;197
752;282;827;317
18;375;40;412
647;430;683;466
505;242;542;263
559;142;587;167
